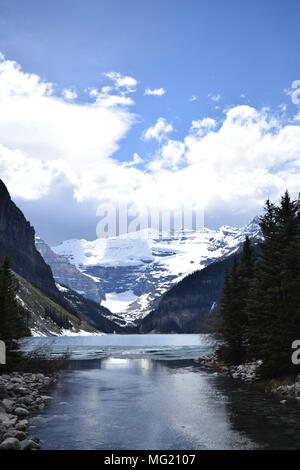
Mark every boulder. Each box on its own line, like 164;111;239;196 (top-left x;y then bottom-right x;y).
1;398;14;412
0;437;21;450
14;407;30;417
0;411;15;424
19;439;40;450
3;430;27;441
16;387;29;396
0;385;9;399
20;396;34;406
15;420;28;431
10;377;22;384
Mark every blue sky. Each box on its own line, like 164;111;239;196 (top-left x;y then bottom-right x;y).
0;0;300;243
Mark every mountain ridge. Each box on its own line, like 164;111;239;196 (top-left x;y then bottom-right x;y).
0;179;120;336
47;218;262;326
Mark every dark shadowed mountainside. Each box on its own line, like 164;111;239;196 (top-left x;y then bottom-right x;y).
0;179;122;335
139;249;244;333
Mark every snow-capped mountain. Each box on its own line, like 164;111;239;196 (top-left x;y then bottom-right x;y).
50;217;261;326
35;236;105;303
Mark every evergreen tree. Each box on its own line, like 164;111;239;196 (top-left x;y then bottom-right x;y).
239;236;256;283
247;192;300;377
218;257;245;363
0;256;26;368
238;236;256;357
218;236;256;364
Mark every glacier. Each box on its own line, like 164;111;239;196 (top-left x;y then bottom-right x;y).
50;218;261;326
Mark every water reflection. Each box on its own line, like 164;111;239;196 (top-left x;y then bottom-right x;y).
29;357;257;450
24;335;300;450
215;375;300;450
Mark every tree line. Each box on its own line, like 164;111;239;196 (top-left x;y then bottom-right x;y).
218;191;300;378
0;256;29;368
44;306;71;329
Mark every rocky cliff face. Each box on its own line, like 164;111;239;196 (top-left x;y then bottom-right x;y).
0;180;56;294
0;179;120;335
35;237;104;303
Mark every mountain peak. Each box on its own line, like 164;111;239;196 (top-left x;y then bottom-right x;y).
47;217;262;323
0;179;10;198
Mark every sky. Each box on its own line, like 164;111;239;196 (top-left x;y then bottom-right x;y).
0;0;300;244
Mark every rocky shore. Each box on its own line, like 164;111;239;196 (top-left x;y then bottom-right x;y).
197;353;300;399
0;372;56;450
196;352;262;382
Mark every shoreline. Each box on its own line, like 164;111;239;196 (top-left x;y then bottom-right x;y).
196;352;300;401
0;372;56;450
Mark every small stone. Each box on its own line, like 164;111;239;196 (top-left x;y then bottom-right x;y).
20;439;40;450
1;398;14;412
10;378;22;384
0;411;14;424
16;387;29;396
19;439;32;451
0;385;9;399
15;419;28;431
20;396;34;406
0;437;21;450
14;407;30;417
3;430;27;441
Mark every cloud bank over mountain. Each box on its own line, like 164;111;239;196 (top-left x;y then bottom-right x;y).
0;53;300;241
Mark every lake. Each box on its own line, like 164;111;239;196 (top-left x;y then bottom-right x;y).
20;334;300;450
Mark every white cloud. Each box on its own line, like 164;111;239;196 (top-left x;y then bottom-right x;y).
128;105;300;214
209;93;221;102
189;95;197;102
148;140;186;171
143;118;173;142
1;53;300;225
87;72;138;108
132;152;143;164
62;88;77;100
88;86;135;107
0;56;136;200
105;72;137;93
144;87;165;96
123;152;144;167
190;118;216;135
181;105;300;210
0;144;75;199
